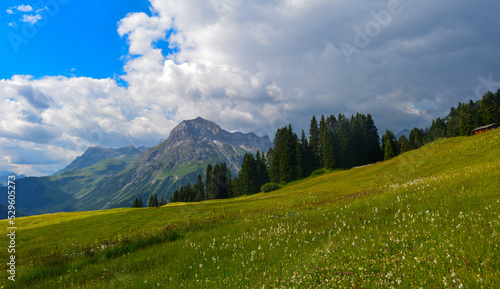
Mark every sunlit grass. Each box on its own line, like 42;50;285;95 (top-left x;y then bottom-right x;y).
1;130;499;288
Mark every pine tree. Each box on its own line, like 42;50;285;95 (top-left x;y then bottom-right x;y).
231;176;242;197
296;141;304;179
219;163;229;199
479;92;500;125
459;103;473;136
148;194;155;207
350;113;365;166
382;130;398;160
447;106;460;138
181;186;187;202
205;164;213;200
279;125;298;183
365;114;382;163
384;140;395;160
309;115;321;168
300;129;314;177
398;135;410;154
239;153;258;195
132;197;140;208
138;197;143;207
318;115;326;167
210;163;229;199
409;128;424;150
184;183;193;202
337;114;353;168
429;117;446;141
194;174;205;202
321;115;337;170
255;151;269;189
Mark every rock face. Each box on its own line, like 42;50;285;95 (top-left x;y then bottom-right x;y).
82;117;272;210
144;117;272;172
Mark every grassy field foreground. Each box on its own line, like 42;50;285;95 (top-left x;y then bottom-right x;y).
1;130;499;288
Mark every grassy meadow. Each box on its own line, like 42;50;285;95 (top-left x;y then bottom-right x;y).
1;129;499;288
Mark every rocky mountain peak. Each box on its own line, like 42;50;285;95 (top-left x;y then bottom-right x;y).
165;117;272;154
169;117;221;140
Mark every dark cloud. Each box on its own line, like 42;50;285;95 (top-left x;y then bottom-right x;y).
18;85;53;110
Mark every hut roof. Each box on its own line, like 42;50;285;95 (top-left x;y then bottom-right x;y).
472;123;498;132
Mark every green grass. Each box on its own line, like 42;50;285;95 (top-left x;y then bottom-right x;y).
1;130;499;288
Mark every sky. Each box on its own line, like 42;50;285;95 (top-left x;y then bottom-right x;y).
1;0;500;176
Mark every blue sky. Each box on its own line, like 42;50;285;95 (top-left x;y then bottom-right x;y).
1;0;500;176
0;0;153;81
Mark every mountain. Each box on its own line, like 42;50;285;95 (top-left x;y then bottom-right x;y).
0;171;27;186
82;117;272;210
395;128;410;139
56;145;142;175
0;145;144;216
1;118;272;216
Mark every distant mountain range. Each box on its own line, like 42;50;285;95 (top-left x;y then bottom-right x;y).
0;117;272;216
0;171;27;186
395;128;410;139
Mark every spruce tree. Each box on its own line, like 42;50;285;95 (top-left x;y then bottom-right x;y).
318;115;326;167
447;106;460;137
184;183;193;202
384;140;395;160
309;115;321;168
296;141;304;179
231;176;241;197
194;174;205;202
337;114;353;168
205;164;213;200
211;164;222;199
300;129;314;177
239;153;258;195
459;104;473;136
399;135;410;154
365;114;382;163
479;92;500;125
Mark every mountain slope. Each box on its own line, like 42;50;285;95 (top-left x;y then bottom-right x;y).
84;117;272;210
0;171;26;186
3;128;499;288
0;145;143;216
2;118;271;215
56;145;142;175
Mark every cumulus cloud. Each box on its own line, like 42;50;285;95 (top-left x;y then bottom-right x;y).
21;14;42;25
1;0;500;176
17;4;34;12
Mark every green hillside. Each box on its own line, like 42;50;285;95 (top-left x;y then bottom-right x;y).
1;130;499;288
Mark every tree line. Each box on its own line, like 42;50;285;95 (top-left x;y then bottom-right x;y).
133;90;500;207
132;194;167;208
385;90;500;159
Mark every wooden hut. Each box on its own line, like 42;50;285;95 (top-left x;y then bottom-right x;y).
472;123;499;135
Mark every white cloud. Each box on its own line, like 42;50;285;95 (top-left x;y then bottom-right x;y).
1;0;500;176
17;5;33;12
8;22;17;28
6;9;14;15
21;14;42;25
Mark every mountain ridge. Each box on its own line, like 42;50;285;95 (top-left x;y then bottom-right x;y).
1;117;272;216
83;117;272;210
